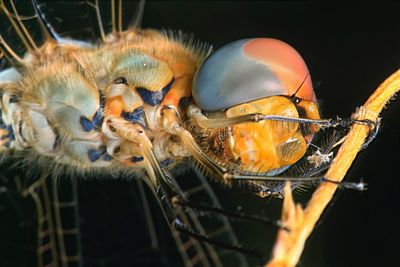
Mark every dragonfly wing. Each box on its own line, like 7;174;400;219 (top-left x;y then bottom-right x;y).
141;169;250;267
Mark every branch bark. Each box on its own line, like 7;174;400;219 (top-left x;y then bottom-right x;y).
266;69;400;267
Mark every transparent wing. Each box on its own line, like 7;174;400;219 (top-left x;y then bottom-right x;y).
142;169;251;267
34;0;140;42
51;177;82;267
176;172;250;267
0;169;37;266
34;0;102;42
0;0;47;66
0;0;141;64
71;170;250;267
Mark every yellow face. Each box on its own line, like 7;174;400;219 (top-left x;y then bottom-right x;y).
224;96;320;174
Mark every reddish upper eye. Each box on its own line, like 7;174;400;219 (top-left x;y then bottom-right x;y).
192;38;316;111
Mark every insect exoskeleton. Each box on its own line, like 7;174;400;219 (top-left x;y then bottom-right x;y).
0;2;253;265
56;29;214;178
189;38;321;177
0;26;214;178
0;0;326;196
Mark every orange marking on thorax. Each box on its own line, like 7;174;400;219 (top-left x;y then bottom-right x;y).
173;62;196;77
105;96;124;116
121;159;144;167
162;75;192;107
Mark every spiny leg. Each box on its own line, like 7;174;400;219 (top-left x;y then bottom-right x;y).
186;102;379;171
172;197;285;229
104;117;224;266
175;170;251;266
171;196;267;263
187;104;380;150
173;220;266;260
161;106;281;196
104;117;201;261
161;106;368;198
106;116;255;265
187;104;379;132
105;116;173;190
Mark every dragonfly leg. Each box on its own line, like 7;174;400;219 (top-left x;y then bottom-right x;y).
161;106;366;198
187;104;379;132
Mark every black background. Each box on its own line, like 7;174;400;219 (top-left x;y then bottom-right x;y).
146;2;400;266
1;1;400;267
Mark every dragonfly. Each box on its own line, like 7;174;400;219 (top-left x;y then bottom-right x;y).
0;1;379;266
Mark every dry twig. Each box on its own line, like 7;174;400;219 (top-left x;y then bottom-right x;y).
266;69;400;267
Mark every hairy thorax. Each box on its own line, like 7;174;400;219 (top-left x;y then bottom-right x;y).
0;29;211;175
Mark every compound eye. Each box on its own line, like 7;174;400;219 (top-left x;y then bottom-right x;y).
114;77;128;85
192;38;316;111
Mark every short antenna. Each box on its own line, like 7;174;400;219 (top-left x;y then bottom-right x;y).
291;72;309;98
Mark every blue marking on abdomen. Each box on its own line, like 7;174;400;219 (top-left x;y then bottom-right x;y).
93;93;105;127
81;93;105;131
131;156;144;163
121;106;146;127
136;78;174;106
0;109;4;127
88;148;102;162
101;153;113;161
5;125;14;140
88;145;113;162
80;116;95;132
0;109;15;147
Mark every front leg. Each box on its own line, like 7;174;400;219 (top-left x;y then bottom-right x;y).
160;106;228;179
160;106;361;198
104;116;169;188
